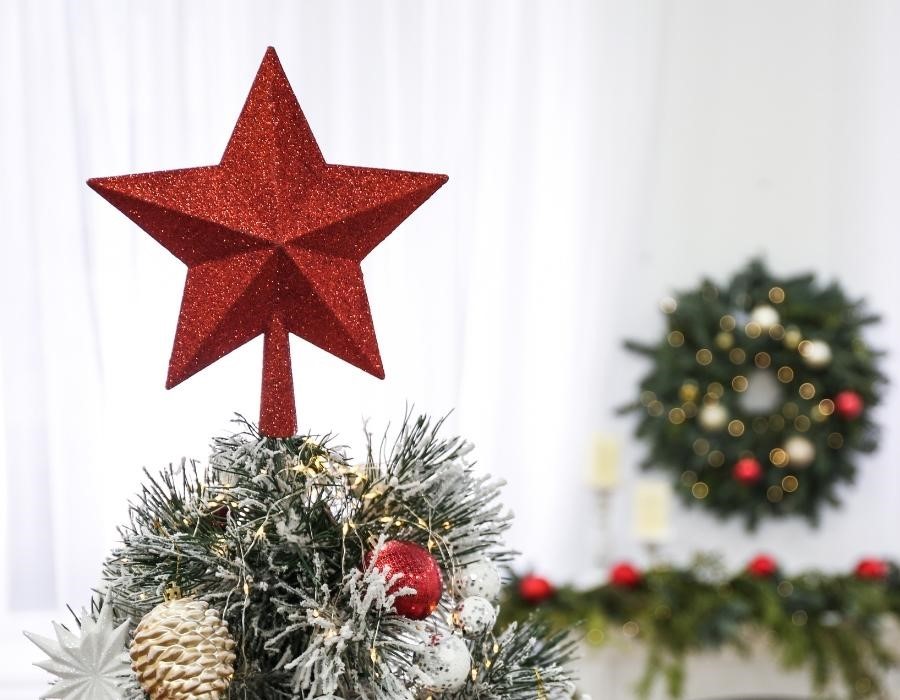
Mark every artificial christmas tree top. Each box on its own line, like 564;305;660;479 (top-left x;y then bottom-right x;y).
31;46;579;700
88;47;447;437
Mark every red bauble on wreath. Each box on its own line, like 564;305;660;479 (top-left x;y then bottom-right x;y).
732;457;763;485
855;558;888;581
366;540;443;620
518;575;555;605
834;390;865;420
747;554;778;579
610;562;642;589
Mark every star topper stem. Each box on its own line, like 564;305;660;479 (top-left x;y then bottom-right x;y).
261;315;297;437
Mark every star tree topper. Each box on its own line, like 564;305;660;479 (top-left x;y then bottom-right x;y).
89;48;447;437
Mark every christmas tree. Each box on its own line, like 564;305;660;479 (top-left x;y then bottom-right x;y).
26;48;578;699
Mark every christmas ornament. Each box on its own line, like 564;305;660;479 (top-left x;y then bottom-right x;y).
130;596;236;699
626;259;884;528
452;558;502;601
698;403;728;431
88;47;447;437
25;600;131;700
750;304;780;330
518;574;555;605
835;390;864;420
609;562;642;589
452;596;497;636
418;633;472;692
784;435;815;468
732;457;763;485
367;540;443;620
800;339;832;369
747;554;778;578
855;558;889;581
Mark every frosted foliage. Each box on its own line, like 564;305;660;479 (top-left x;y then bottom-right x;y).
45;414;579;698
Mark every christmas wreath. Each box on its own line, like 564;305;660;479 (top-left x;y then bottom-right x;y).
624;260;884;527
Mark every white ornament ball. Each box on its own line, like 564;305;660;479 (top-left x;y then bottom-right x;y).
801;339;832;369
418;634;472;692
750;305;781;330
452;559;502;601
784;435;816;467
698;403;729;431
452;596;497;637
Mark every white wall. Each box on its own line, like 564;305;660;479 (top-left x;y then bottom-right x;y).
604;0;900;574
3;0;900;695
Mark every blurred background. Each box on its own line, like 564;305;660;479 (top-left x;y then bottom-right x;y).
2;0;900;696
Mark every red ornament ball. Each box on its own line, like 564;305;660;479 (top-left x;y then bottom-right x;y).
747;554;778;578
834;390;864;420
366;540;443;619
518;575;555;605
610;562;642;589
855;558;889;581
733;457;763;485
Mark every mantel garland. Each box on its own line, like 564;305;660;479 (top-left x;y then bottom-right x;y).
623;260;885;528
501;555;900;700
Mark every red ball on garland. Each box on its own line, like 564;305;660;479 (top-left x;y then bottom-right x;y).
855;558;889;581
747;554;778;578
518;574;555;605
834;390;865;420
733;457;763;485
366;540;443;620
610;562;642;589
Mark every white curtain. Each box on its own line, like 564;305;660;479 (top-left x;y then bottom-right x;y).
3;1;900;695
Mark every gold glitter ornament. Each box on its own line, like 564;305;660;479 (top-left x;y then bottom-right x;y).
130;597;236;699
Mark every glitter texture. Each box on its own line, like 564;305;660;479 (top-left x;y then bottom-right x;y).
367;540;443;620
88;47;448;437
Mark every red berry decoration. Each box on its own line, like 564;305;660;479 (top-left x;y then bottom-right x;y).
855;558;889;581
747;554;778;578
733;457;763;485
610;562;642;589
518;574;555;605
366;540;443;620
834;390;864;420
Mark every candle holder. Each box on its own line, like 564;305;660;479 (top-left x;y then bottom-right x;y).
594;486;615;569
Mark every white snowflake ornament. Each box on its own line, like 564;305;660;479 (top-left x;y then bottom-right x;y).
25;600;131;699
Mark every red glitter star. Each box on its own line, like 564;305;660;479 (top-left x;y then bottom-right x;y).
89;47;447;437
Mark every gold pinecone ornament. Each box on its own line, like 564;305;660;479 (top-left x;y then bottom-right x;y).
130;596;236;699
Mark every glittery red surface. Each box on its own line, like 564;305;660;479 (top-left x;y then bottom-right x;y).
88;47;447;437
367;540;443;620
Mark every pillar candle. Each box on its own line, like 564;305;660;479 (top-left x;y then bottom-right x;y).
633;480;671;542
589;433;620;490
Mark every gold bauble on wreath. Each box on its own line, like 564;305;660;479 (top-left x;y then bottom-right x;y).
130;593;236;699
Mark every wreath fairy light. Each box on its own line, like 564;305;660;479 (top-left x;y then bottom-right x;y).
625;260;885;528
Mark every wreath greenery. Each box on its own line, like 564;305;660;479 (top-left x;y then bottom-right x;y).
624;260;884;527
